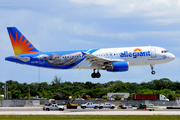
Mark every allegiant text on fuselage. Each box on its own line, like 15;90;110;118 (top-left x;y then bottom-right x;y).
120;51;151;58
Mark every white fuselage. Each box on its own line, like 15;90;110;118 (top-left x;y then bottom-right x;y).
76;46;175;69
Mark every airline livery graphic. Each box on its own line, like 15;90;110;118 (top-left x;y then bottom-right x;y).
5;27;175;78
7;28;39;55
134;48;142;52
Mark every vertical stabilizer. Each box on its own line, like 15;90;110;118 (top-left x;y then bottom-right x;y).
7;27;39;55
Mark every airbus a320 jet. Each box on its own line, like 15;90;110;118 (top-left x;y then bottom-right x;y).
5;27;175;78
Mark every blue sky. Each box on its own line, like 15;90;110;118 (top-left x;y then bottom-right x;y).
0;0;180;84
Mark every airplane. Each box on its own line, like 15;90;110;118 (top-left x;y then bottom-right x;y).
5;27;175;78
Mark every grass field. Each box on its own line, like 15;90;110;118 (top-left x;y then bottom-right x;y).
0;115;180;120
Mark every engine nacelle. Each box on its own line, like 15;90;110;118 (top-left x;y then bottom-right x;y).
107;61;129;72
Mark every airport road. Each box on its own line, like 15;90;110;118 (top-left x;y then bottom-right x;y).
1;107;180;115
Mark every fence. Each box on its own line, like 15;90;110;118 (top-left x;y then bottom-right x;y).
0;99;178;107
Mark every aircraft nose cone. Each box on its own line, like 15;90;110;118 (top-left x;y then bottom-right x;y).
169;54;175;61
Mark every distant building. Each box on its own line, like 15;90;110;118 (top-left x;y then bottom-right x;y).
107;93;130;100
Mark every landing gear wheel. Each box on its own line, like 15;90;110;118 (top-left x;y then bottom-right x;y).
151;70;155;75
150;65;155;75
91;73;96;78
91;69;101;78
96;72;101;78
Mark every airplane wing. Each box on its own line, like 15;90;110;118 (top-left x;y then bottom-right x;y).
83;52;124;69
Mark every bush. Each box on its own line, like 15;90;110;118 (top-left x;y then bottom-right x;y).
0;96;4;100
102;95;107;99
114;95;122;100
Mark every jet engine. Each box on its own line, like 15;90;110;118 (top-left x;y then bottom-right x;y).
106;61;129;72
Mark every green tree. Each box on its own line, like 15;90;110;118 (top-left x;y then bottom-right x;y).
0;96;4;100
127;93;135;100
85;81;94;89
114;94;122;100
137;89;153;94
102;95;107;99
11;90;21;99
54;92;66;100
51;76;62;89
151;78;173;90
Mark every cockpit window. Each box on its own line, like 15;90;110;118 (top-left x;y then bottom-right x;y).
161;50;168;53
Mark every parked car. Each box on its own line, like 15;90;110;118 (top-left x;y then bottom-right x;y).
75;98;85;100
81;102;100;109
43;104;64;111
118;104;127;109
148;103;154;106
95;98;103;100
99;103;115;109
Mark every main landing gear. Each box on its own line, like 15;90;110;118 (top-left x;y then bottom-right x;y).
150;64;156;75
91;69;101;78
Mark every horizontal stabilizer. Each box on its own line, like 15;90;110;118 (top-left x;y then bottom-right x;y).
12;56;30;62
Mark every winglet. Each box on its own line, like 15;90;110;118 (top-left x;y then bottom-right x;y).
81;52;86;57
7;27;39;55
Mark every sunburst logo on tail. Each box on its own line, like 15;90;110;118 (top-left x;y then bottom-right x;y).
7;27;39;55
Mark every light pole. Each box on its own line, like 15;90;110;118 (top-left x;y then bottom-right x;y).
6;82;8;99
4;83;6;99
28;84;30;100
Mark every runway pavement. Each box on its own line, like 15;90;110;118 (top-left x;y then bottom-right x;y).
0;107;180;115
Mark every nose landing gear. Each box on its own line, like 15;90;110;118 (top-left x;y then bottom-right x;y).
150;64;156;75
91;69;101;78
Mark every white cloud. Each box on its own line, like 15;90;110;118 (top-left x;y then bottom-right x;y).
69;0;180;22
151;19;180;25
70;39;94;44
0;31;14;56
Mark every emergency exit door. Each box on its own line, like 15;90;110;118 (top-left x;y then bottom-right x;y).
150;48;156;58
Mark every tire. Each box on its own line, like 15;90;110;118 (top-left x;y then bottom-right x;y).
91;73;96;78
99;106;103;109
96;72;101;78
111;106;115;109
59;108;64;111
94;106;98;109
151;71;155;75
66;105;69;109
82;106;86;109
46;108;50;111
